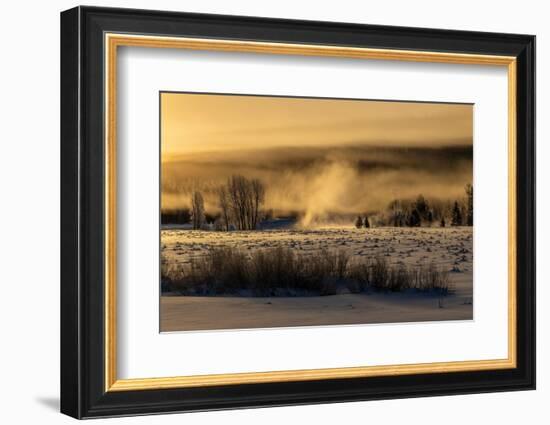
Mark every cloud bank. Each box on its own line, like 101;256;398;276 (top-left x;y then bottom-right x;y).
161;145;472;224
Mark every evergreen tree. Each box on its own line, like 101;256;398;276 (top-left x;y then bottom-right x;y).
398;213;404;227
465;183;473;226
407;209;421;227
388;199;403;227
451;201;462;226
415;194;429;221
427;210;433;224
355;216;363;229
440;217;446;227
364;216;370;228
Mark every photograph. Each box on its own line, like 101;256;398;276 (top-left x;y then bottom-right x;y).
159;92;474;331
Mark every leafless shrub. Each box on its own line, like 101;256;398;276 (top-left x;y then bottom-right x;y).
161;247;451;296
347;257;450;294
413;263;451;293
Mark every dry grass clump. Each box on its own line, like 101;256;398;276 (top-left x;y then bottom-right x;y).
347;257;450;294
162;246;450;296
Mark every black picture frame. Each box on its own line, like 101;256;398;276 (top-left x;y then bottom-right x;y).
61;5;535;419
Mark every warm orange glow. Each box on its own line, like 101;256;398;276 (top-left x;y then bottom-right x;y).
161;92;473;218
161;93;472;157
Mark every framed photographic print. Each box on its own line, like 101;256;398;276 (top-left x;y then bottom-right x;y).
60;6;535;419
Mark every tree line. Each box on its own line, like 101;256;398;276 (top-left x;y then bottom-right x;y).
162;178;473;230
368;183;473;228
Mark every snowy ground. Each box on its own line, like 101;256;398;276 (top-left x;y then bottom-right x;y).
160;226;473;331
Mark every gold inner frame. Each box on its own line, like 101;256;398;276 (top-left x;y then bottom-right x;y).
104;33;517;392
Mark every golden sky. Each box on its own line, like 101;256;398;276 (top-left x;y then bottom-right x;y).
161;92;472;158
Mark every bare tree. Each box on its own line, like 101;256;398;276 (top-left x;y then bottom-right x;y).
217;186;231;231
250;178;265;229
224;175;265;230
190;191;205;230
227;175;246;230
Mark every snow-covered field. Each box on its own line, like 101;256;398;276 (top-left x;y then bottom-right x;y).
160;226;473;331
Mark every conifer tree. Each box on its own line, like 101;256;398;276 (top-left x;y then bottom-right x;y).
451;201;462;226
408;209;421;227
465;183;473;226
427;210;433;224
415;194;429;221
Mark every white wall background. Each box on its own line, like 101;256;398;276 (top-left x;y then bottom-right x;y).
0;1;545;423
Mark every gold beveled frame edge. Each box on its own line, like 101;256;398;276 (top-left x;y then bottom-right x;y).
110;359;514;391
104;33;518;392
